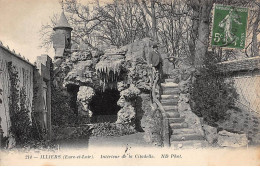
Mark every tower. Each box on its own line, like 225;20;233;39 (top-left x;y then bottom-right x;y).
53;9;73;58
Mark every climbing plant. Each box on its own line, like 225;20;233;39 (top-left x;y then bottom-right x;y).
8;63;32;146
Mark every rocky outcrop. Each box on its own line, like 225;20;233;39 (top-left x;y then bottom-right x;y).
53;38;165;130
176;64;204;138
142;103;163;146
202;124;218;144
64;60;93;86
116;84;140;126
77;86;95;124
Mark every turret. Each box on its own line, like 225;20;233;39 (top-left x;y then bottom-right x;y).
53;10;73;58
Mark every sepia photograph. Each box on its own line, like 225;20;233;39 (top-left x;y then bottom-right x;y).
0;0;259;166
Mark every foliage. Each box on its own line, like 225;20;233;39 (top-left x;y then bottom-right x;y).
19;140;58;150
0;136;8;148
51;88;78;126
91;122;136;137
190;53;238;125
8;64;33;146
52;125;91;140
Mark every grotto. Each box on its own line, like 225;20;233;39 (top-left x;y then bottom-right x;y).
89;88;120;123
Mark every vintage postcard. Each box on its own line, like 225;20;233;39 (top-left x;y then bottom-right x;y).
0;0;260;166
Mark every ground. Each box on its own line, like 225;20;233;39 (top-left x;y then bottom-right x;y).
88;132;152;148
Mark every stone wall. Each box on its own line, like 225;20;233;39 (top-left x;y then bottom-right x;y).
216;57;260;145
0;45;34;137
0;43;52;140
217;56;260;113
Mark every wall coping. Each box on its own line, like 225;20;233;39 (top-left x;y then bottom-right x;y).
0;41;35;67
217;56;260;73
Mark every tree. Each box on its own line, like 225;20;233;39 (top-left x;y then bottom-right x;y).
40;0;259;61
193;0;214;67
140;0;158;41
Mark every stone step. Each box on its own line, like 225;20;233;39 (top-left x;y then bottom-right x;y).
168;117;185;123
170;122;188;129
170;133;204;141
171;128;196;135
161;98;179;105
167;112;180;118
161;82;178;88
165;79;177;83
163;90;179;95
162;102;178;107
161;95;178;99
171;140;208;149
164;105;178;111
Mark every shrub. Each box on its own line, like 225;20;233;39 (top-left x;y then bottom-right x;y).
51;88;78;126
52;125;91;141
190;53;238;125
91;122;136;137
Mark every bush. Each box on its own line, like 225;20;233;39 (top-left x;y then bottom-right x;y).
190;53;238;125
52;125;91;141
51;88;78;126
91;122;136;137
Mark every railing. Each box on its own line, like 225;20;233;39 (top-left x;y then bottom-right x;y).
0;117;3;149
151;67;170;147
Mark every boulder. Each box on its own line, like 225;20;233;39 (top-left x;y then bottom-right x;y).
64;61;93;86
120;84;140;100
142;103;163;146
117;81;127;92
77;86;95;103
178;102;191;112
167;69;180;82
178;79;190;93
202;124;218;144
179;93;190;103
7;136;16;149
182;110;205;136
71;51;92;62
116;104;136;125
77;86;95;124
251;133;260;145
217;130;248;147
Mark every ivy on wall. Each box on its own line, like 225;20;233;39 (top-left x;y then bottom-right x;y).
8;63;34;146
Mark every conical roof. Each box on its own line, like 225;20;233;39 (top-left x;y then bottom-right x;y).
53;11;73;31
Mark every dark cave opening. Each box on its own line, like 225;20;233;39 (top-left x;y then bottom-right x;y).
89;89;120;123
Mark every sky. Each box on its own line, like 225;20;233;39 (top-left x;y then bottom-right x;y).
0;0;63;63
0;0;113;63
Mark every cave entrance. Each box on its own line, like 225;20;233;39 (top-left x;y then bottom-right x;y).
89;89;120;123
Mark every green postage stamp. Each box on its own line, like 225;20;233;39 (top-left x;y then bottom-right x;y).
211;4;248;49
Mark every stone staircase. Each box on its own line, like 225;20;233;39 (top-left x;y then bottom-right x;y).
161;79;207;149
